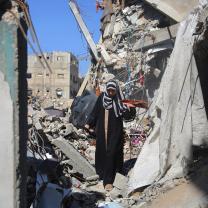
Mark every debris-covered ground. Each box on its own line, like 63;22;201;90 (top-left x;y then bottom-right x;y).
26;1;208;208
27;96;208;207
27;96;152;208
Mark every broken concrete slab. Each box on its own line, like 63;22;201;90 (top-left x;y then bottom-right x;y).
123;7;133;16
153;68;161;78
101;72;115;83
51;137;96;178
103;23;112;39
133;24;179;51
33;117;43;130
85;181;106;195
69;0;100;62
86;175;99;182
109;187;124;199
103;15;116;39
144;0;198;22
129;13;139;25
60;123;74;137
97;44;113;66
113;173;128;191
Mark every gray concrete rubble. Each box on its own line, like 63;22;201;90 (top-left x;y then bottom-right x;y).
51;137;96;178
113;173;128;190
82;0;208;207
143;0;198;22
28;102;97;177
23;0;208;207
26;93;151;207
89;0;176;103
128;1;208;196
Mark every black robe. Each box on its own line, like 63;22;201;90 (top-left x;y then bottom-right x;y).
87;93;124;186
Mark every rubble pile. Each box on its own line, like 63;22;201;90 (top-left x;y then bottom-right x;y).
93;0;174;100
27;99;103;207
28;102;96;169
27;98;151;207
25;1;208;207
28;94;71;110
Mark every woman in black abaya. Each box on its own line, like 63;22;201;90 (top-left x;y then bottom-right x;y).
85;80;128;191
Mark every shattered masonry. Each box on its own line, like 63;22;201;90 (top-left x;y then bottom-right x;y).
1;0;208;208
27;1;208;208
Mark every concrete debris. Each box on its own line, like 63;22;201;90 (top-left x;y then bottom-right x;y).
128;2;208;197
86;175;100;182
26;94;150;207
113;173;128;191
98;202;123;208
97;44;114;66
132;23;179;51
143;0;198;22
28;104;97;177
102;71;115;80
88;0;175;103
51;137;96;178
24;0;208;207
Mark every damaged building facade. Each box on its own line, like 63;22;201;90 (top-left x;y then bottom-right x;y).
1;0;208;208
28;52;81;99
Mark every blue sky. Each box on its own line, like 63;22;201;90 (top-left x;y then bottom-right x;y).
27;0;102;76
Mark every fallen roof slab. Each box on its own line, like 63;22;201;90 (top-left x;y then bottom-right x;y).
133;23;179;51
52;137;96;179
144;0;198;22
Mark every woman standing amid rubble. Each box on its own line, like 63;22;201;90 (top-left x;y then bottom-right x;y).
85;80;129;191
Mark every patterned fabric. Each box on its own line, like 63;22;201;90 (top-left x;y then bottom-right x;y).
103;80;128;117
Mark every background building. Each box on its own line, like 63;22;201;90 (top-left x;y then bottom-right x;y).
28;51;82;99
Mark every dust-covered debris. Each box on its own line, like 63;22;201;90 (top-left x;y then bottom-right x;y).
25;0;208;208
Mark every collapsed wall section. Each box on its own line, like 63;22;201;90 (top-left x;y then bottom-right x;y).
128;2;208;194
93;0;177;103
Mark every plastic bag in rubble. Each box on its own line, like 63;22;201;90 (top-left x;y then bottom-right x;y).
33;172;72;208
70;90;97;128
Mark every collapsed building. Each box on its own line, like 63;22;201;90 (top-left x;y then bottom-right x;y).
27;0;208;207
1;0;208;207
77;0;208;206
